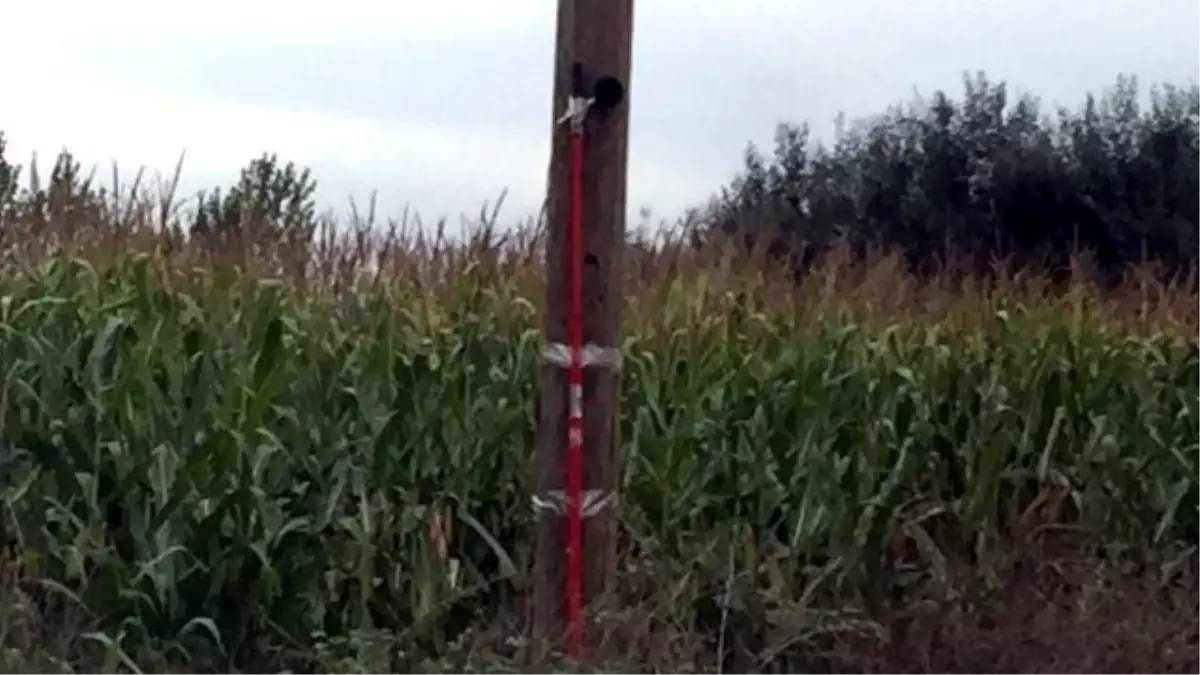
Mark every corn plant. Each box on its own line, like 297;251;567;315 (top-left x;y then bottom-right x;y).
0;249;1195;669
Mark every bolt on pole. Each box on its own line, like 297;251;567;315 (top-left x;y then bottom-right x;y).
532;0;634;658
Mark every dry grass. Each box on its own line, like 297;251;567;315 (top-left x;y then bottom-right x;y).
1;538;1194;673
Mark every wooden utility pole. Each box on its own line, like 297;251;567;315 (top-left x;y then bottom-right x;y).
533;0;634;655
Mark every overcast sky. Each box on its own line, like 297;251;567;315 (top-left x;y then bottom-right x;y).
3;0;1197;232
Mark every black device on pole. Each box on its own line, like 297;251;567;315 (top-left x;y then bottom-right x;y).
570;62;625;112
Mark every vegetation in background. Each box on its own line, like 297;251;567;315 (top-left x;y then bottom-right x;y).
0;72;1196;673
706;73;1199;282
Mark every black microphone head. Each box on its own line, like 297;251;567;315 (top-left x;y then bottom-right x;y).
592;76;625;111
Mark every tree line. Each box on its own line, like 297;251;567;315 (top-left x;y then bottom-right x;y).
702;72;1198;281
0;138;317;252
1;71;1196;282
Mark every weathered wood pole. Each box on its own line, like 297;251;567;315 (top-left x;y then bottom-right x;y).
532;0;634;656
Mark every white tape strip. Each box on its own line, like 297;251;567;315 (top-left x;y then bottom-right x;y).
532;489;617;518
544;343;622;371
568;383;584;419
557;95;595;130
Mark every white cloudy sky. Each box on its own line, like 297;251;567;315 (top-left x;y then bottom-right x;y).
2;0;1197;230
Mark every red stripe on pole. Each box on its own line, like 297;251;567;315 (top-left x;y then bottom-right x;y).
564;128;586;656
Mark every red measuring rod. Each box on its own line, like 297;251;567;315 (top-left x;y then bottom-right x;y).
561;81;588;659
556;61;625;658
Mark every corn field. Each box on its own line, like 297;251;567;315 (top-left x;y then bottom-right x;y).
0;224;1196;671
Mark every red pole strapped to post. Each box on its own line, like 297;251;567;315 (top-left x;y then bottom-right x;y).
560;61;590;657
535;18;628;653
